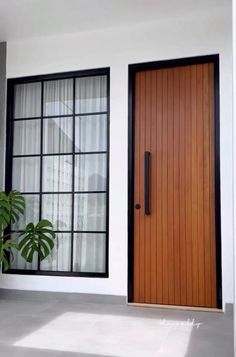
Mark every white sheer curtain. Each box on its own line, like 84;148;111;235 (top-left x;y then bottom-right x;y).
12;195;39;231
43;117;73;153
75;76;107;114
12;156;40;193
41;195;72;271
75;154;106;191
11;83;42;270
73;234;106;273
14;82;41;118
75;114;107;152
73;75;107;273
42;156;73;192
74;193;106;232
42;194;72;231
40;233;71;271
13;119;41;155
44;79;73;116
11;76;107;273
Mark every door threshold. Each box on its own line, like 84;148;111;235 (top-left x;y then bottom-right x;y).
128;302;222;313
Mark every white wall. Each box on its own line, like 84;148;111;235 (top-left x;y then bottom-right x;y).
0;6;233;306
232;0;236;351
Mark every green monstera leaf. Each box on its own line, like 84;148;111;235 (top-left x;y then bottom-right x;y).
0;238;18;271
0;191;55;271
18;220;55;263
0;191;25;232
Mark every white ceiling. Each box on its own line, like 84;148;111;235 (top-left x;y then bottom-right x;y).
0;0;230;41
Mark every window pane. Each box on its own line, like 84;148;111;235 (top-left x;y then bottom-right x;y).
10;73;109;275
74;193;106;231
10;234;38;270
74;154;107;191
75;76;107;114
12;194;39;230
14;82;41;119
73;233;105;273
40;233;71;271
13;119;41;155
75;115;107;152
12;157;40;192
42;155;73;192
42;194;72;230
43;117;73;154
44;79;73;116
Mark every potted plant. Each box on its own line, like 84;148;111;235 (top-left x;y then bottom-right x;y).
0;190;55;271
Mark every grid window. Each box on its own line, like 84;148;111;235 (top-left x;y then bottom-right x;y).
6;69;109;277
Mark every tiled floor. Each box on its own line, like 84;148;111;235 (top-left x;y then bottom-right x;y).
0;290;233;356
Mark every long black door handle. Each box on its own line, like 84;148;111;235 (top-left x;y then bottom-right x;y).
144;151;151;215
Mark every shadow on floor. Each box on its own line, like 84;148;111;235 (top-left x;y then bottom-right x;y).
185;304;234;357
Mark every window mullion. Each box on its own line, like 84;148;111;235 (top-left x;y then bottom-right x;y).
70;77;76;272
38;80;44;271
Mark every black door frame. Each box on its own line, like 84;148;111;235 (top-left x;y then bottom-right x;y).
127;54;222;308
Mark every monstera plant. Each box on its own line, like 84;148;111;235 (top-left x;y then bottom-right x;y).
0;190;55;271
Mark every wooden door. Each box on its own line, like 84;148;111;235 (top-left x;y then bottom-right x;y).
132;61;219;308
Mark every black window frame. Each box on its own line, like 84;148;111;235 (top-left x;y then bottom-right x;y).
5;67;110;278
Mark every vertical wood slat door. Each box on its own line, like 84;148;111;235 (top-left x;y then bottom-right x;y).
133;63;217;308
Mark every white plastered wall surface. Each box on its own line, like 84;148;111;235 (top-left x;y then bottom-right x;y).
0;6;233;307
233;0;236;351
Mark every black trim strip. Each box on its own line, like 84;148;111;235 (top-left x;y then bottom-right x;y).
5;269;108;278
213;58;222;308
38;80;44;270
12;151;107;158
13;191;107;195
9;67;109;84
70;77;76;272
11;230;107;234
11;111;108;121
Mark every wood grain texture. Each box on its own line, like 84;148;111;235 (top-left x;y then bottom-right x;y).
133;63;217;308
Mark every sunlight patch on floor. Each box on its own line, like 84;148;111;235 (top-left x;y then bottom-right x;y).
14;312;193;356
